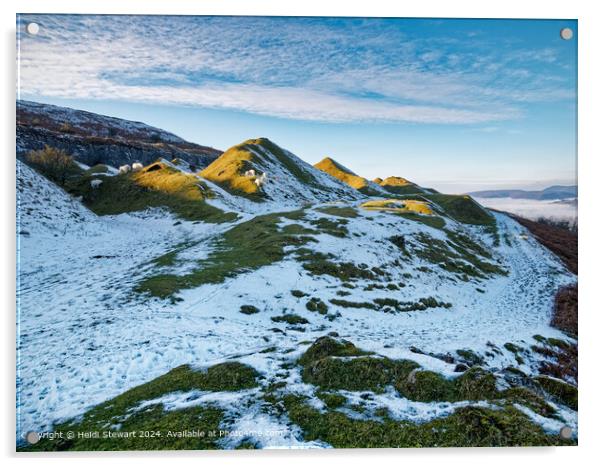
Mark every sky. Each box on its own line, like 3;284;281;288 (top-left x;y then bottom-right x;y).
16;15;577;193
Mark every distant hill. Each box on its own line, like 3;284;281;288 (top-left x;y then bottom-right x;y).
469;185;577;201
17;100;222;169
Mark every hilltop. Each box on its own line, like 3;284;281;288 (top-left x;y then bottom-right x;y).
200;139;362;205
314;157;389;196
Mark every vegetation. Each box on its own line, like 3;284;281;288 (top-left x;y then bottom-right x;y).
25;145;82;186
240;305;260;315
305;297;329;314
137;210;311;298
67;161;237;223
361;198;433;215
377;176;424;195
298;337;370;366
20;362;259;451
271;314;309;325
422;193;495;226
315;206;359;218
282;395;572;448
535;376;578;410
200;138;318;200
412;232;506;279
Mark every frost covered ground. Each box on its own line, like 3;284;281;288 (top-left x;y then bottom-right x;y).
16;159;577;449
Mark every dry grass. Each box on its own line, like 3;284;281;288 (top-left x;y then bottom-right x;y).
133;162;208;201
552;284;578;336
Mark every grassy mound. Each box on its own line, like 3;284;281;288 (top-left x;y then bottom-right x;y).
200;138;320;200
361;198;434;215
67;161;236;223
314;157;381;195
20;362;259;451
298;337;370;365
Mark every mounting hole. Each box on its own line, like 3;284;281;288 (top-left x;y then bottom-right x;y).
559;426;573;439
560;28;573;40
26;22;40;35
25;431;40;444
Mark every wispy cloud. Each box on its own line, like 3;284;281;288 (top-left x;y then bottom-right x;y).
16;15;575;124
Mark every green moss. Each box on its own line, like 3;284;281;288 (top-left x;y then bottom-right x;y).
301;258;381;282
240;305;260;315
19;362;259;451
317;392;347;409
396;370;455;402
535;376;578;410
282;395;570;448
372;297;451;313
303;357;415;393
136;210;311;298
85;164;110;174
456;349;485;366
455;367;498;400
271;314;309;325
305;297;329;315
499;387;558;418
329;299;377;310
396;367;496;402
298;336;369;366
291;289;308;298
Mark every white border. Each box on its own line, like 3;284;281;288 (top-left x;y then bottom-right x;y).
2;1;600;465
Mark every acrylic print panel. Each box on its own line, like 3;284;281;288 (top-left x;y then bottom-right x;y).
16;14;577;451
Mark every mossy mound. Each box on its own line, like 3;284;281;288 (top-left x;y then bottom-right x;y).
396;367;497;402
298;336;369;366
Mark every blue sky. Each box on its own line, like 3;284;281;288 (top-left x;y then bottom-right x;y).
17;15;577;192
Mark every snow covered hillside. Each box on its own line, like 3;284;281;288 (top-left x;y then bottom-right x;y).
17;153;577;449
